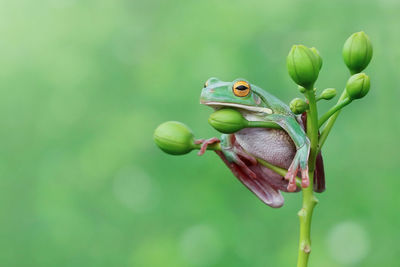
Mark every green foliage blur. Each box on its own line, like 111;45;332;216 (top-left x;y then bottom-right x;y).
1;0;399;266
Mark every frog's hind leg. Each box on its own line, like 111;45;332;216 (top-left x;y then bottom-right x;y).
216;150;284;208
197;135;284;207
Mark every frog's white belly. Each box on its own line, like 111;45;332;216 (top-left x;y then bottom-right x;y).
234;128;296;169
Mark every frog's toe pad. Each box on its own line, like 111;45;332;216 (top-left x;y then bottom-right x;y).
287;182;297;192
301;168;310;188
285;167;298;192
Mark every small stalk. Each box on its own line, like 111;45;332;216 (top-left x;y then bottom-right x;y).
247;121;282;129
319;68;362;150
318;90;347;150
318;97;352;127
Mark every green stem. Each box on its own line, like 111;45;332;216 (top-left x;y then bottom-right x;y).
297;89;319;267
318;90;347;150
318;97;352;128
319;68;359;150
247;120;282;129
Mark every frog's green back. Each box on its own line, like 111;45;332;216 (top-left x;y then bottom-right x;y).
251;84;294;116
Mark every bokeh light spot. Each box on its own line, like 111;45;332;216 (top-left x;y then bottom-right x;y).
326;221;370;265
113;166;158;213
179;224;223;266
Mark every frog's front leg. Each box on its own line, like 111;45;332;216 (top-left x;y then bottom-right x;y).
266;114;310;192
219;134;258;168
196;135;258;178
195;137;220;155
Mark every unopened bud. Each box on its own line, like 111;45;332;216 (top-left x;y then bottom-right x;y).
287;45;321;88
343;31;373;74
290;98;309;114
319;88;337;100
346;73;370;100
208;108;247;134
154;121;195;155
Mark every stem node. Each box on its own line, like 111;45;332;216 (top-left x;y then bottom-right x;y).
302;244;311;254
298;208;307;218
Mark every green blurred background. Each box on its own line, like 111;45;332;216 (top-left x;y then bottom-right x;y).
1;0;399;266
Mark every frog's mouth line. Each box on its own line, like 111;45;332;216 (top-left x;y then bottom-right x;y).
200;101;273;114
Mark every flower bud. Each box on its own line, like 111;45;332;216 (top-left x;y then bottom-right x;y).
154;121;195;155
345;73;370;100
208;108;247;134
343;31;373;74
287;45;321;88
289;98;309;115
319;88;337;100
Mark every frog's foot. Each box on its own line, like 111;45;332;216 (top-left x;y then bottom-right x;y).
301;167;309;188
285;164;299;192
195;138;220;156
285;145;310;192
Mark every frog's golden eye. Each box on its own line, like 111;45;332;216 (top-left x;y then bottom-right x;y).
233;81;251;97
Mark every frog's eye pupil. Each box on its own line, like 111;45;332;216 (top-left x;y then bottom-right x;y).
236;85;248;90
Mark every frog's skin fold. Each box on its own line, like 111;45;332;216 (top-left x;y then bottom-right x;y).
199;78;325;208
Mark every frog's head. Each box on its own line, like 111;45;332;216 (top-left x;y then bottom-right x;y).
200;78;273;114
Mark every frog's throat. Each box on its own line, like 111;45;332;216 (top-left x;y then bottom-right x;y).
201;101;273;114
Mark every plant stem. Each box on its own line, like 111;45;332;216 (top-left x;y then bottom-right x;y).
318;90;347;150
318;97;352;128
247;120;282;129
319;69;358;150
297;89;319;267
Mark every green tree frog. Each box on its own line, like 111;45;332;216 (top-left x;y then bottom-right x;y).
198;78;325;208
